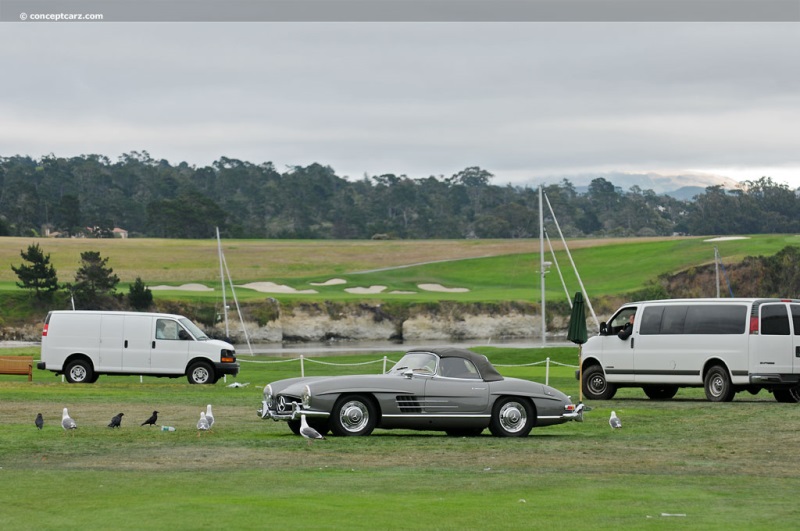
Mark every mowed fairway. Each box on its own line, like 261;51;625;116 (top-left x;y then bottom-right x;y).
1;347;799;530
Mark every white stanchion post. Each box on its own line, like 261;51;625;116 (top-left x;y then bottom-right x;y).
383;356;387;373
140;375;143;383
300;355;304;377
545;357;550;386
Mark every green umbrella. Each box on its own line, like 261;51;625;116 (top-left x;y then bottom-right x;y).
567;292;588;402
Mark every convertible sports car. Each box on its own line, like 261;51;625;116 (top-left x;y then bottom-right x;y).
257;347;584;437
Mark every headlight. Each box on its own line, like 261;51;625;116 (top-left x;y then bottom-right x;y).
264;384;274;408
302;385;311;408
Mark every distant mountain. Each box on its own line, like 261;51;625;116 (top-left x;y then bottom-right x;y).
527;171;741;198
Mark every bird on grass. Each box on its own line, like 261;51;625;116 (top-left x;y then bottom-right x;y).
205;404;215;429
609;411;622;429
141;411;159;427
61;408;77;435
35;413;44;430
299;414;325;447
108;413;124;428
197;411;210;436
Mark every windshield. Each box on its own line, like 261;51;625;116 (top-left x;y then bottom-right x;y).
389;352;438;375
179;317;208;340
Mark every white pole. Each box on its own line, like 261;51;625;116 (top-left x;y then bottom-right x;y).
545;357;550;386
216;227;229;338
715;247;721;298
539;185;546;346
300;355;305;377
383;356;387;374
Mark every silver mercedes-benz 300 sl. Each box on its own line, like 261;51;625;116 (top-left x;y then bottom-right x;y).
258;347;583;437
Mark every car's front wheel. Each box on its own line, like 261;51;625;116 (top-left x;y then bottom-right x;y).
489;397;534;437
330;394;378;436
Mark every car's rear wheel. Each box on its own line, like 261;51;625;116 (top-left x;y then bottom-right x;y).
489;397;534;437
642;385;678;400
704;365;735;402
64;358;93;384
583;365;617;400
330;394;378;436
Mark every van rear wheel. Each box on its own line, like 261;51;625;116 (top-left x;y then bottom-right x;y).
774;386;800;403
704;365;735;402
64;359;94;384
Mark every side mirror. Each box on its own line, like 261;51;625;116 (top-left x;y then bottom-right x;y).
178;329;190;340
599;322;608;335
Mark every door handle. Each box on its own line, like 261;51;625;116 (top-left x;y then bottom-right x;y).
796;346;800;357
124;340;128;348
152;341;156;349
630;338;635;349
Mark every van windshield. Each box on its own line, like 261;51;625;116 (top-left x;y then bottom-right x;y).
179;318;208;340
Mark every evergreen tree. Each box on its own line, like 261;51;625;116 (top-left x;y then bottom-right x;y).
11;243;59;300
127;277;153;310
69;251;120;308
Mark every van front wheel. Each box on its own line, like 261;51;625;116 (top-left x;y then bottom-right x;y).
704;365;735;402
187;362;215;384
583;365;617;400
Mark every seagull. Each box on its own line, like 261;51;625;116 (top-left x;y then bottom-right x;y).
197;411;210;435
61;408;77;434
141;411;159;427
35;413;44;430
299;414;325;446
108;413;124;428
609;411;622;429
205;404;214;429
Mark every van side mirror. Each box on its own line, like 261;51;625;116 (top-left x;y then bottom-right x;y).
178;330;190;340
599;322;608;335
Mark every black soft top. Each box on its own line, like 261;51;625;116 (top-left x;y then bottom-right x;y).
407;347;504;382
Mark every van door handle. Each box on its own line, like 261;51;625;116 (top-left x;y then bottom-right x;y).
796;346;800;357
124;340;128;348
630;338;635;349
152;341;156;349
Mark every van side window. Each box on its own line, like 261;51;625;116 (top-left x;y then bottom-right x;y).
155;319;180;340
661;305;688;334
792;305;800;335
640;306;664;335
761;304;790;335
685;305;748;334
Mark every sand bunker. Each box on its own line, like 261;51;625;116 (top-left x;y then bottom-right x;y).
345;286;387;294
310;278;348;286
703;236;750;242
238;282;318;294
150;283;214;291
390;290;417;294
418;283;470;293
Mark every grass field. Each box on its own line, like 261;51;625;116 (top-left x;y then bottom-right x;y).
1;346;799;529
2;234;798;306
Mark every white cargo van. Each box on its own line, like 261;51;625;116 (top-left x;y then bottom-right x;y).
37;311;239;384
579;298;800;402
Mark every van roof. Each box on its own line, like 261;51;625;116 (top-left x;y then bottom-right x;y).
624;298;800;305
47;310;187;320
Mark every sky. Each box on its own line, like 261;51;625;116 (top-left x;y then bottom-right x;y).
2;21;799;189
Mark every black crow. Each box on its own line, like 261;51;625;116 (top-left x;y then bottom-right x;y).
35;413;43;430
141;411;158;426
108;412;124;428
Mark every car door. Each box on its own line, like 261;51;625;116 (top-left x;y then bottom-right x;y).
98;313;124;371
422;357;489;415
122;315;153;373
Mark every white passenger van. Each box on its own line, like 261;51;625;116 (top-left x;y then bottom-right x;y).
37;311;239;384
579;298;800;402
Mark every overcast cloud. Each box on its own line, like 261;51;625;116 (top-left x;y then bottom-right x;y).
2;22;799;187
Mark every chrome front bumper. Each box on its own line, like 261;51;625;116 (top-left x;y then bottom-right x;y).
562;403;585;422
257;401;330;421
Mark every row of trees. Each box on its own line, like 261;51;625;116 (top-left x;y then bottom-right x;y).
1;152;797;240
12;243;152;310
